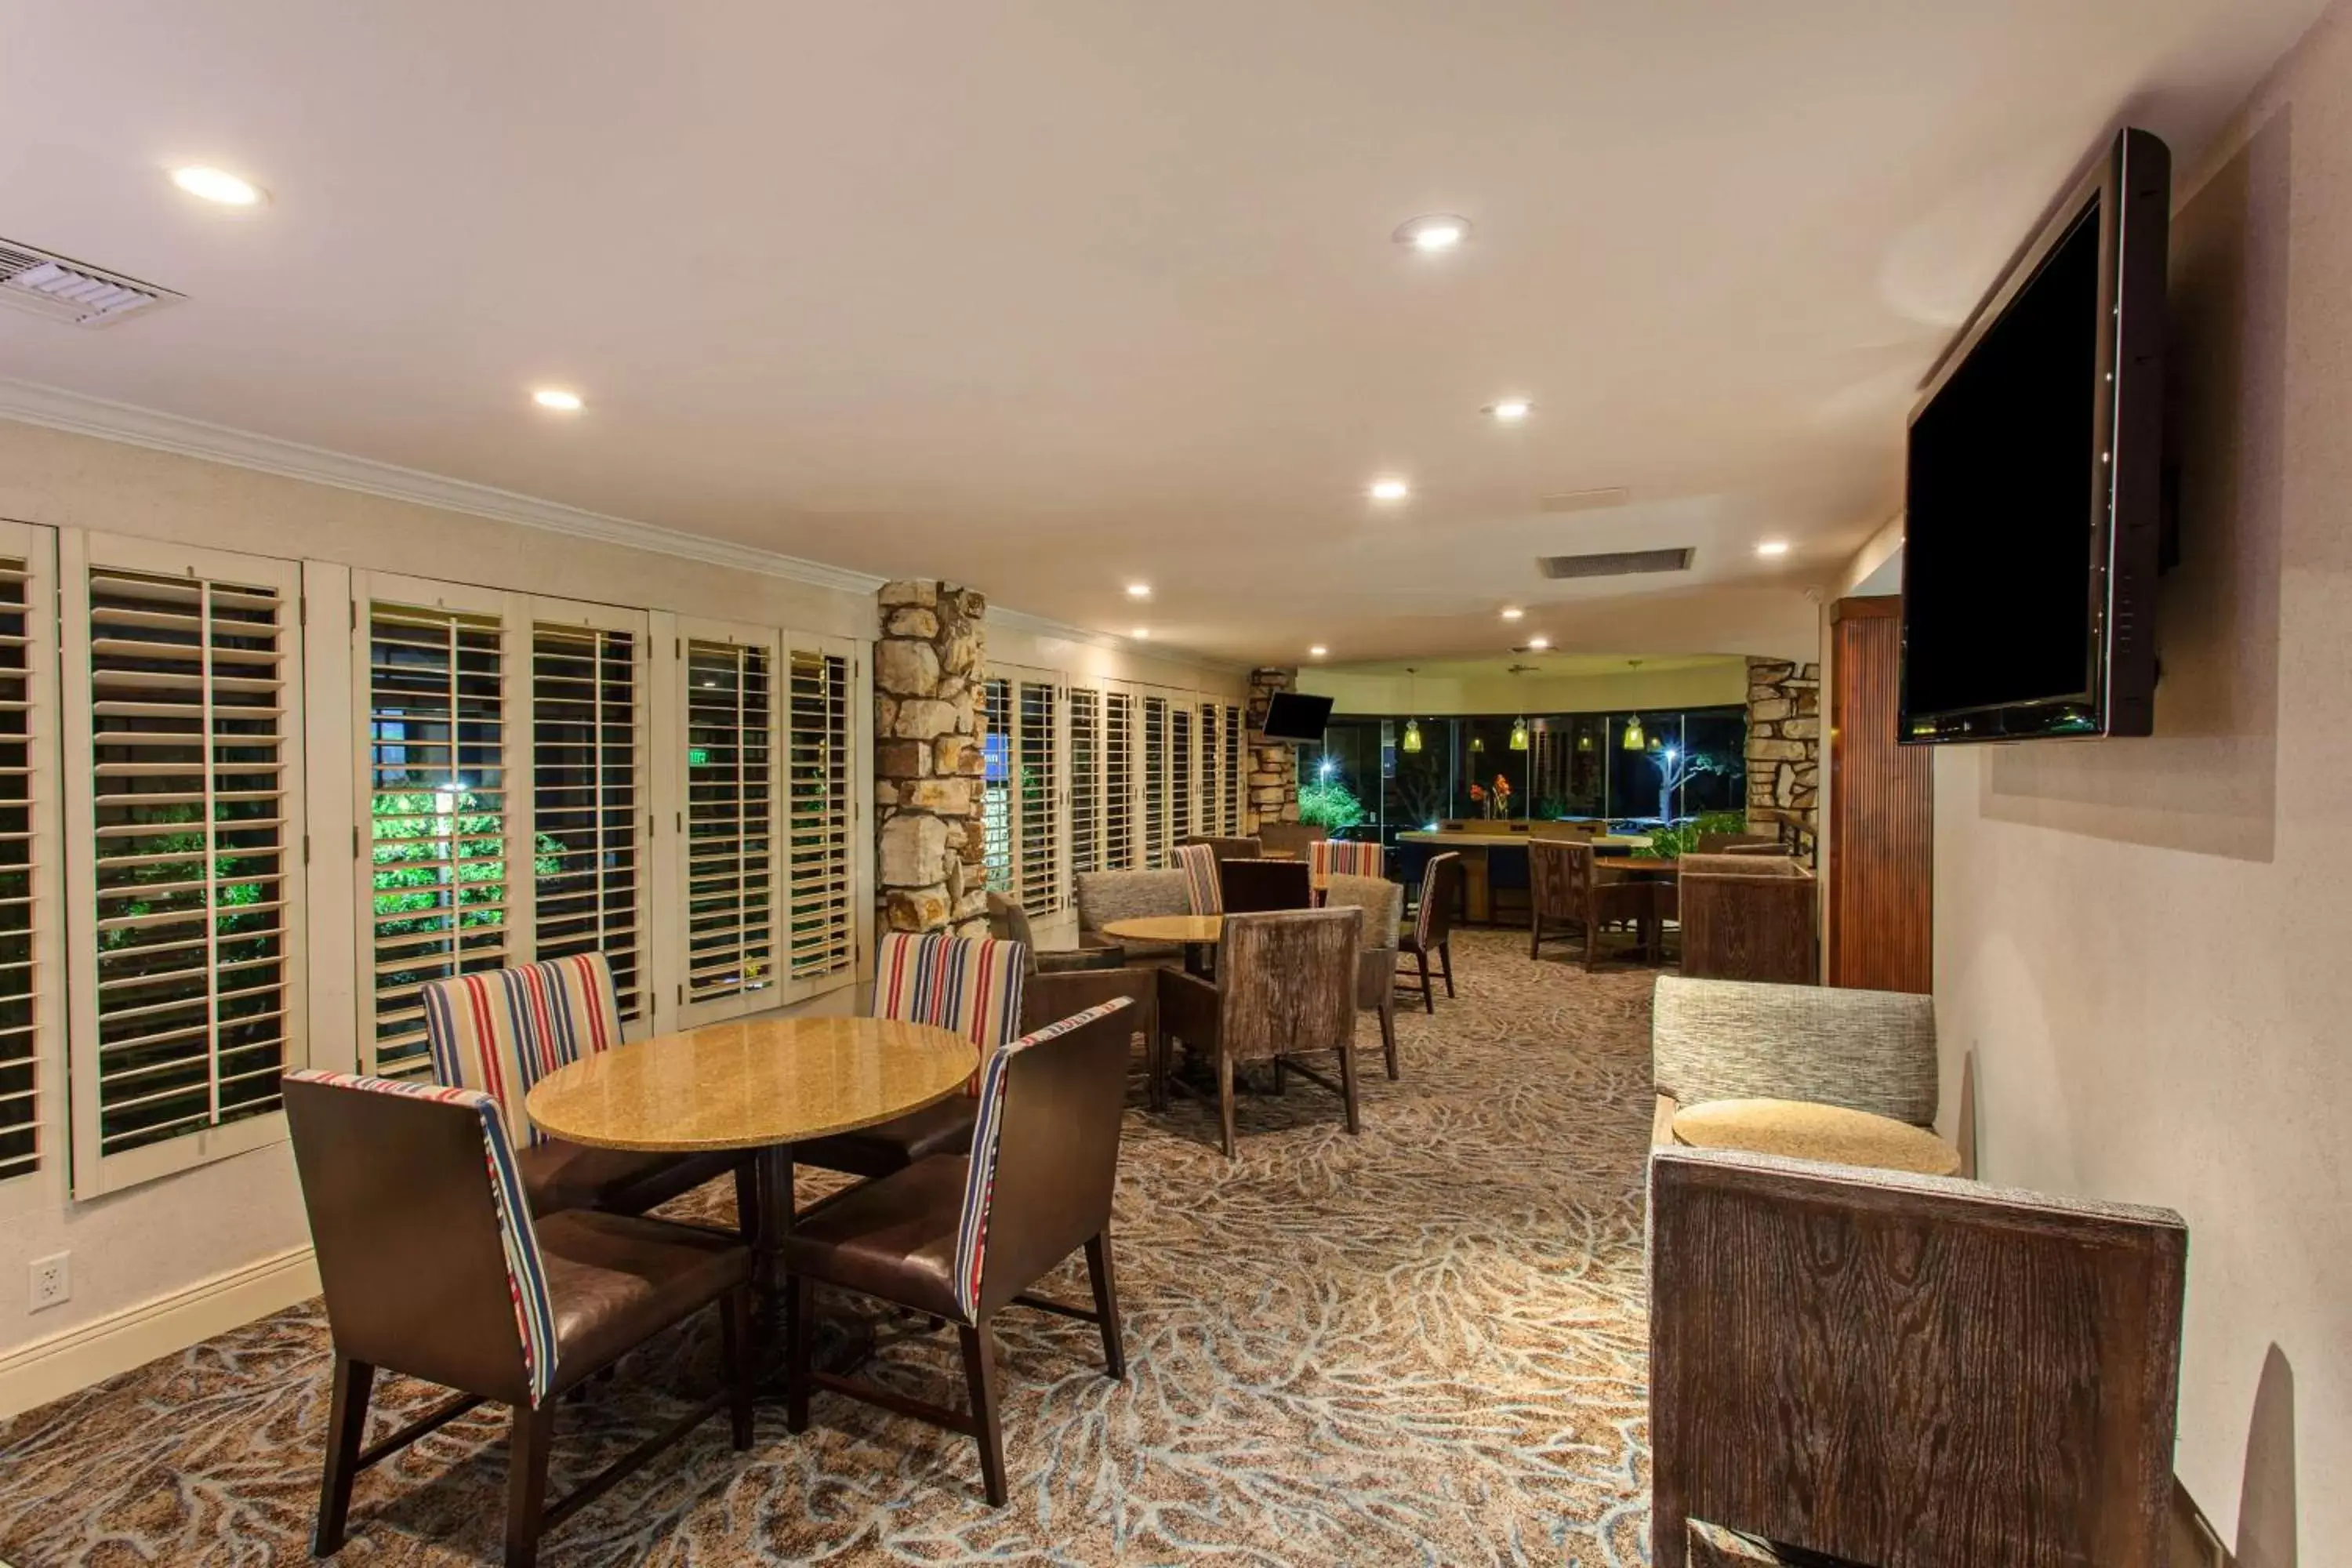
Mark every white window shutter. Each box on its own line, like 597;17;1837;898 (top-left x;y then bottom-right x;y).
0;523;60;1191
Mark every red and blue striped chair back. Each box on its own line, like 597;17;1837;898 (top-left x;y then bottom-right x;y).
872;931;1028;1094
419;953;626;1148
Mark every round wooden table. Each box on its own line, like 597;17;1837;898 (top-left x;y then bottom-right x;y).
527;1016;978;1345
1102;913;1222;975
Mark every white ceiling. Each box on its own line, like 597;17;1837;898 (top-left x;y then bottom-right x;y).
0;0;2325;666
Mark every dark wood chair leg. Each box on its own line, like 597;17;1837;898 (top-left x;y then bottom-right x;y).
1217;1052;1238;1158
1338;1041;1362;1135
732;1158;760;1243
1439;940;1454;997
784;1275;813;1434
1379;999;1399;1080
504;1403;557;1568
1083;1232;1126;1380
1271;1054;1287;1095
1529;913;1543;960
1417;949;1435;1014
720;1284;753;1451
1583;913;1599;972
956;1319;1009;1507
314;1354;375;1558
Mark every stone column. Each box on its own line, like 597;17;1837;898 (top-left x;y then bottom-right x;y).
874;582;989;936
1745;655;1820;862
1245;666;1301;830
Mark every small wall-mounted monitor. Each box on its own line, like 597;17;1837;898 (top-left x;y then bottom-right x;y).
1259;691;1334;743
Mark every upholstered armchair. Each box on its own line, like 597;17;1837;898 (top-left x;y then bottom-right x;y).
1309;839;1384;880
1181;833;1262;859
1254;820;1327;858
421;953;749;1225
1174;842;1224;914
285;1071;753;1568
1676;854;1817;984
1694;830;1786;855
1159;908;1363;1156
1527;838;1650;971
1322;871;1403;1080
987;891;1123;972
1075;868;1190;967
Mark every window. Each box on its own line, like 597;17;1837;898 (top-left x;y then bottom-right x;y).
981;677;1011;893
1198;703;1218;840
682;632;776;1019
67;535;306;1195
1105;691;1135;871
1142;695;1167;868
1223;702;1244;833
784;641;855;987
0;526;55;1189
531;621;644;1021
1069;688;1100;877
1171;703;1194;844
1016;679;1060;915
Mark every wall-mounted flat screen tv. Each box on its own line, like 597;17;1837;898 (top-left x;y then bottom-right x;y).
1260;691;1334;743
1900;127;2170;743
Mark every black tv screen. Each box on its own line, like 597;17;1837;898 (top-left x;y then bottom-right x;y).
1260;691;1334;743
1900;128;2169;743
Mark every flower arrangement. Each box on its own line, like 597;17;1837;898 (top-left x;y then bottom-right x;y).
1469;773;1514;820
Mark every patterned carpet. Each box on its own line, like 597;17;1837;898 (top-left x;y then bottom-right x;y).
0;930;1663;1566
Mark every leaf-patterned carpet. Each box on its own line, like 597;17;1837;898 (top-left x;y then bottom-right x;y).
0;930;1661;1566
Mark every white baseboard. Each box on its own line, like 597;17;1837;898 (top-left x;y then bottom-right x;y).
0;1246;318;1421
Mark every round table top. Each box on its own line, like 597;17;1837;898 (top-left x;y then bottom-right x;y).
524;1016;979;1153
1671;1097;1962;1177
1102;913;1223;944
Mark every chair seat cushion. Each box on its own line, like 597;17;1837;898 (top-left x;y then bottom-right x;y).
1671;1097;1961;1177
793;1098;977;1179
516;1138;737;1218
536;1210;750;1390
781;1154;967;1320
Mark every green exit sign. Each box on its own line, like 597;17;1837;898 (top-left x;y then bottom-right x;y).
688;746;711;767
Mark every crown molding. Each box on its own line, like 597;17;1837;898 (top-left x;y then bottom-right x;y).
989;604;1253;674
0;376;887;597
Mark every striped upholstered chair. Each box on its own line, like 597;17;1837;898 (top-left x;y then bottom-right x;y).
1310;838;1385;881
1396;851;1463;1013
284;1070;752;1568
421;953;747;1223
793;931;1028;1179
1174;842;1224;915
782;998;1137;1505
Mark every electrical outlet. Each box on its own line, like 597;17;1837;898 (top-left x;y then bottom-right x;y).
28;1252;69;1312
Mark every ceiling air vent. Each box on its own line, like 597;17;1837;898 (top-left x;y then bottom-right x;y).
1539;487;1631;514
1537;546;1694;579
0;239;182;328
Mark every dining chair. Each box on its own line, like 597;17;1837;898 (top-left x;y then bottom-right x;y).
1074;869;1191;967
285;1070;753;1568
421;953;750;1226
1218;855;1313;913
1158;908;1363;1156
1254;820;1327;858
780;998;1138;1505
1322;871;1403;1080
1309;839;1385;880
987;891;1123;972
1180;833;1262;860
1396;852;1462;1013
1529;838;1653;971
794;931;1027;1179
1174;842;1224;915
1677;854;1818;984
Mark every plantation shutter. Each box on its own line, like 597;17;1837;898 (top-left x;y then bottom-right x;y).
981;677;1011;893
1142;695;1167;868
680;627;779;1022
530;611;647;1024
1224;702;1244;832
0;524;59;1189
356;581;507;1076
1105;691;1135;871
65;533;307;1196
1198;702;1219;841
1016;678;1062;915
784;637;855;996
1069;687;1101;878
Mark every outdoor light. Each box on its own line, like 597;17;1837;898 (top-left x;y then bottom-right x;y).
1509;717;1530;751
1621;717;1646;750
1318;756;1337;781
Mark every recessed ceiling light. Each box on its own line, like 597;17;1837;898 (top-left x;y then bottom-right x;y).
1308;645;1328;658
1486;399;1533;422
170;166;266;206
1500;606;1525;621
1369;477;1410;503
1131;626;1151;640
1526;635;1551;651
1755;539;1791;557
1393;214;1472;252
532;388;586;412
1126;582;1152;599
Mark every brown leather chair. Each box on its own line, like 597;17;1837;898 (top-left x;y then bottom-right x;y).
1024;960;1166;1112
987;891;1123;972
285;1070;753;1568
779;999;1138;1505
1254;820;1327;858
1396;851;1462;1011
1159;908;1363;1156
1322;871;1403;1080
1529;838;1652;971
1218;856;1312;913
1181;833;1262;859
1677;854;1817;984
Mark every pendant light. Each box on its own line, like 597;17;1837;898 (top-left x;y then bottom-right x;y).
1622;715;1646;750
1401;667;1423;753
1509;717;1529;751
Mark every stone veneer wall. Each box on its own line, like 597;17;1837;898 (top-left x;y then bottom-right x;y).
1245;666;1300;830
873;581;989;935
1745;655;1820;861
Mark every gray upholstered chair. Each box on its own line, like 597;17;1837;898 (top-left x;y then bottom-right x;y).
1528;837;1651;971
1675;855;1817;985
1074;868;1190;967
1158;908;1363;1156
1648;975;1937;1150
986;891;1123;973
1322;872;1403;1080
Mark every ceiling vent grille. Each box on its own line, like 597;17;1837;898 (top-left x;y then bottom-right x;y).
1537;546;1694;579
1538;487;1632;514
0;239;182;328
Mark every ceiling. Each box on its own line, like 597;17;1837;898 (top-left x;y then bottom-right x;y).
0;0;2325;666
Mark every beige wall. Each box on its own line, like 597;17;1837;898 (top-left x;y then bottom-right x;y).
1299;658;1748;717
1933;9;2341;1552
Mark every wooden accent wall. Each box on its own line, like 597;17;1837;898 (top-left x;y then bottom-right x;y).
1828;596;1933;992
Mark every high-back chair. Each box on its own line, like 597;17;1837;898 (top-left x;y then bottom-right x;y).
1158;908;1362;1156
1527;838;1652;971
1309;839;1385;881
1181;833;1262;860
779;999;1138;1505
1174;841;1224;915
1650;1145;2187;1567
421;953;746;1222
1396;851;1462;1012
795;931;1026;1178
1218;855;1313;913
1074;868;1191;967
1322;871;1404;1080
1254;819;1327;858
285;1071;753;1568
988;890;1123;972
1677;854;1817;984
